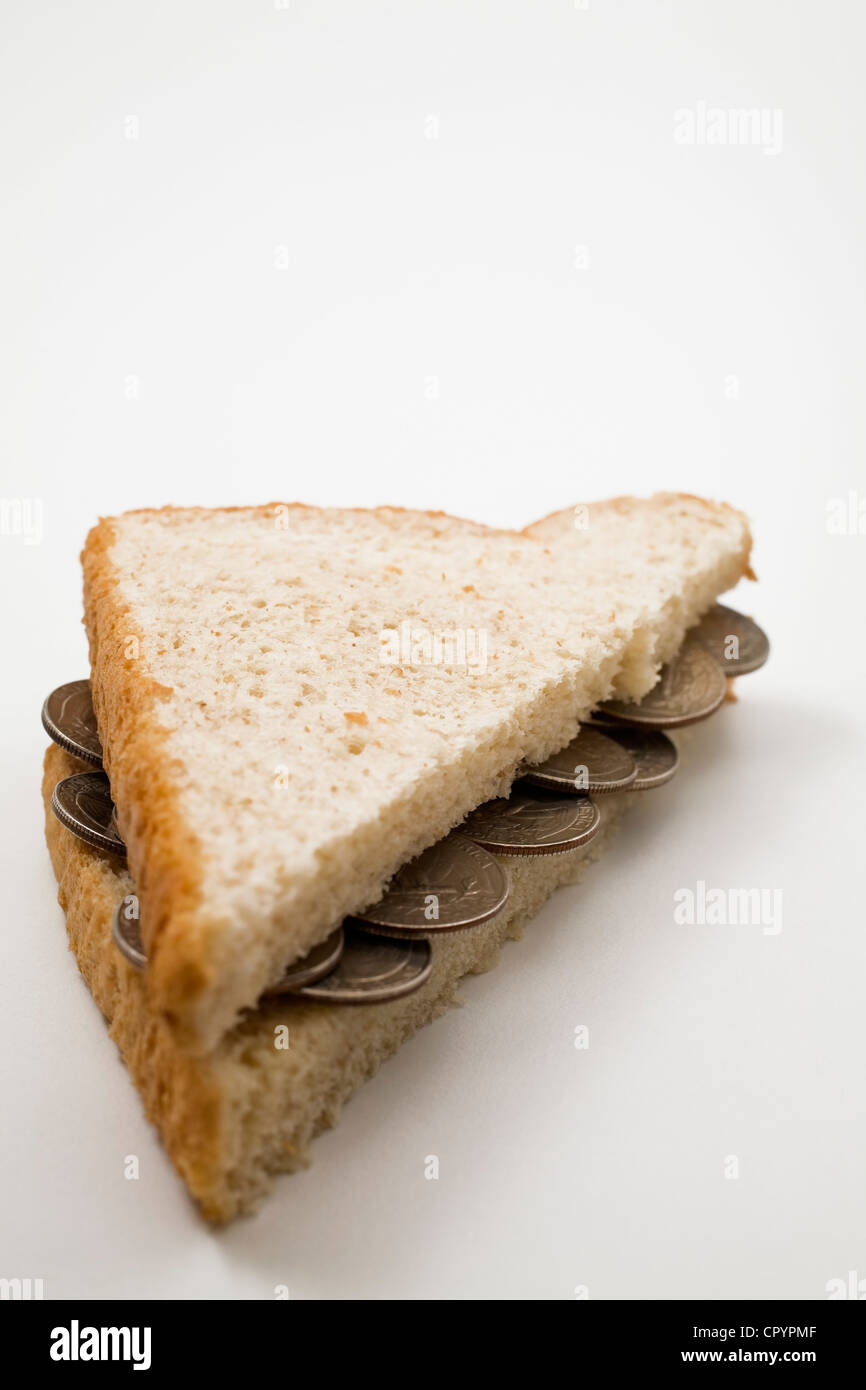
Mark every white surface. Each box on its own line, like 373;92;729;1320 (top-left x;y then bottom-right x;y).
1;0;864;1299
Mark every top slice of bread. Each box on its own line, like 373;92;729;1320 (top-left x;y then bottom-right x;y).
82;495;751;1053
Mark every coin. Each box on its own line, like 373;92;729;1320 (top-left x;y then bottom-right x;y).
590;721;679;790
52;772;126;856
42;680;103;766
293;927;433;1003
692;603;770;675
523;726;638;794
598;638;726;729
354;833;509;935
112;898;146;970
262;927;346;994
109;898;348;998
459;790;600;855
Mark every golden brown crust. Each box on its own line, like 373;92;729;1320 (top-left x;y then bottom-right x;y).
82;516;214;1047
41;743;230;1220
94;499;523;538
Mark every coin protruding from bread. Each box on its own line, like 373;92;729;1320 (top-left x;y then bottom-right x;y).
52;772;126;857
598;638;726;729
523;726;638;794
263;927;346;994
354;834;510;934
691;603;770;675
42;680;103;765
460;791;600;855
589;723;679;790
112;898;146;969
293;928;433;1003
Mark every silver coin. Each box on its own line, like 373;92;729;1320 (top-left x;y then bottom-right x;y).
292;927;432;1003
692;603;770;676
109;896;347;997
263;927;346;994
590;721;679;790
459;790;600;856
52;772;126;857
42;680;103;766
354;833;509;935
523;726;638;794
112;898;146;970
598;638;726;729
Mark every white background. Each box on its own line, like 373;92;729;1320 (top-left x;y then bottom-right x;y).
1;0;864;1299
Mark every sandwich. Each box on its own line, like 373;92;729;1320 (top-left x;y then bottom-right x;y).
40;494;765;1221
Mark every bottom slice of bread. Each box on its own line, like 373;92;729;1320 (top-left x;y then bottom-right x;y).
43;741;642;1223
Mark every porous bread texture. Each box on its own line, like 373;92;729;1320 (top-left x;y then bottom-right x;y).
525;494;753;698
82;497;751;1053
42;742;631;1223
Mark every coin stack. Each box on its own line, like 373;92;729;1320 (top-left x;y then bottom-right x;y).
43;605;769;1005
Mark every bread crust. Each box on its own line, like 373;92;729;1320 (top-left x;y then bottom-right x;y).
82;515;210;1041
41;743;227;1215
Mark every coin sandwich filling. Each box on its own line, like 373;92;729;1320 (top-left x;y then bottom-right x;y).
44;605;768;1008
